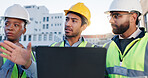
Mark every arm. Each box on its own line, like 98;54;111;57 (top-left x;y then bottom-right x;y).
0;40;37;78
21;60;37;78
0;60;14;78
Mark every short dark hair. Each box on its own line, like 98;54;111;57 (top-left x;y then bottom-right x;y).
131;11;141;25
67;11;88;26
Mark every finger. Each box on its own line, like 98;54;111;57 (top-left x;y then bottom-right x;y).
0;48;12;55
0;53;11;60
0;42;14;53
27;42;32;53
3;40;18;49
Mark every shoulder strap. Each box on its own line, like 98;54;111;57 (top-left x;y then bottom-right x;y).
103;40;112;49
78;41;95;47
51;41;64;47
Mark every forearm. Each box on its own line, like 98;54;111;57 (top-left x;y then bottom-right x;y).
21;60;37;78
0;60;14;78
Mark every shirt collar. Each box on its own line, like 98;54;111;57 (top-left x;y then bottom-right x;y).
64;36;85;47
119;27;142;39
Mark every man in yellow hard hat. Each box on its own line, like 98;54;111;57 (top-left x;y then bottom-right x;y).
0;4;37;78
51;2;96;47
103;0;148;77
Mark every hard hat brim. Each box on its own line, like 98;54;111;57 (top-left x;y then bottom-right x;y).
1;16;31;24
64;10;70;15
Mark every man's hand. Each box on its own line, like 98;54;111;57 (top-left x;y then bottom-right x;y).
0;40;32;69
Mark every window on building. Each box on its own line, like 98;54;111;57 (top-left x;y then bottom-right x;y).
0;36;2;41
25;6;31;8
51;24;53;26
51;16;53;19
46;24;49;29
4;36;6;40
54;32;57;34
59;32;61;34
35;21;38;24
55;16;57;19
49;32;52;41
60;23;62;26
57;24;59;26
60;16;62;18
55;24;56;26
30;18;33;21
38;34;42;41
19;36;21;41
47;17;49;22
33;35;37;41
24;35;26;41
43;24;45;29
44;34;47;41
28;35;31;41
43;17;46;22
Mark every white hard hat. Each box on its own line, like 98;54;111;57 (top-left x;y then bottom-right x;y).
105;0;142;14
2;4;30;24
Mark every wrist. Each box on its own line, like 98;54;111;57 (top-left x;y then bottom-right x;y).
23;59;32;69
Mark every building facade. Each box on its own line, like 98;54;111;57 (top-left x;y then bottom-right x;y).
0;5;65;47
83;33;113;46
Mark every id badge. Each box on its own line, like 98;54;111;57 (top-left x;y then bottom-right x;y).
113;66;127;76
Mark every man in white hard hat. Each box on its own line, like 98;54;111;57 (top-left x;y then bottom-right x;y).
104;0;148;77
51;2;96;47
0;4;37;78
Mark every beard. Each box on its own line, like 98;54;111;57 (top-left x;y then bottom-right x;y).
111;21;130;34
65;31;80;38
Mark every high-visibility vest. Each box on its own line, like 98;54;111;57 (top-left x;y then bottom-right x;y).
103;33;148;78
1;46;36;78
51;41;95;47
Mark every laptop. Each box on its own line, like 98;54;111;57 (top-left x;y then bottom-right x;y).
35;47;107;78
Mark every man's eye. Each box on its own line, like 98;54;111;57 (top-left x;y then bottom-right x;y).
5;23;9;26
114;15;118;19
73;20;76;22
14;24;19;27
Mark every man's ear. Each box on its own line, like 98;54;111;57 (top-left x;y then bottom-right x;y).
81;24;87;31
23;28;26;34
130;13;138;23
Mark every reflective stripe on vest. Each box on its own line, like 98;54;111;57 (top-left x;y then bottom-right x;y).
1;46;36;78
51;41;95;47
104;33;148;77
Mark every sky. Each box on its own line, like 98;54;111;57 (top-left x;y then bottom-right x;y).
0;0;113;35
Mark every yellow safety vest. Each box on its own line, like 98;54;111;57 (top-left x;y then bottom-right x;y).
104;33;148;78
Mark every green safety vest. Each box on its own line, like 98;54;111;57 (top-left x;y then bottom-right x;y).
103;33;148;78
1;46;36;78
51;41;95;47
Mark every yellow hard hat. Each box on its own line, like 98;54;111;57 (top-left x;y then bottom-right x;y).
64;2;91;26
